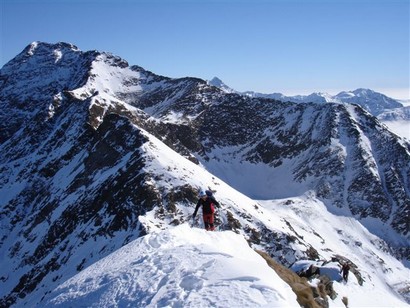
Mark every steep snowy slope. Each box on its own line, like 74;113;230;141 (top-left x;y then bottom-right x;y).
35;223;409;308
39;225;300;307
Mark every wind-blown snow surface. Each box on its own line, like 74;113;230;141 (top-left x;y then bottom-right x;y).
40;225;299;307
34;216;410;308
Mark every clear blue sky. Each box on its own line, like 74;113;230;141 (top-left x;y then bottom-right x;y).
1;0;409;99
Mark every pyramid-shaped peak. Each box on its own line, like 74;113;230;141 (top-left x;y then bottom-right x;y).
209;77;225;87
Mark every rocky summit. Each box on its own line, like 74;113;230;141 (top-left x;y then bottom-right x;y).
0;42;409;306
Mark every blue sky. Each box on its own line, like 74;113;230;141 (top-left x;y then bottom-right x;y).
1;0;409;99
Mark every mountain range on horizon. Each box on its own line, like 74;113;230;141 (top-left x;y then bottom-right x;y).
0;41;409;307
208;77;406;116
208;76;410;141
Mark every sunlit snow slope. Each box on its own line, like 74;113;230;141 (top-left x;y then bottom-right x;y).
40;225;299;307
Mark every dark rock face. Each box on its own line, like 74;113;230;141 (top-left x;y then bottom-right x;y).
0;109;156;305
0;42;409;305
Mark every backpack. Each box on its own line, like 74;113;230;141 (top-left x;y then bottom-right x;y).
202;198;215;214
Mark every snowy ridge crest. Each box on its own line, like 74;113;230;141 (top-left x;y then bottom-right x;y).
43;225;300;307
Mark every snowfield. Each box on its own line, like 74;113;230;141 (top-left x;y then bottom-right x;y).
37;220;410;308
41;225;299;307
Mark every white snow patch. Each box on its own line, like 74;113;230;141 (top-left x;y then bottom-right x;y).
53;50;63;63
42;225;299;307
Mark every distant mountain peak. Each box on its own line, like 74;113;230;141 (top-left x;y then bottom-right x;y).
208;79;403;116
353;88;374;94
209;76;224;86
208;77;236;93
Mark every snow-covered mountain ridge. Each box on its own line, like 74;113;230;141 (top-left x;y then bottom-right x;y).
209;77;410;140
41;225;301;307
209;77;404;116
0;42;409;307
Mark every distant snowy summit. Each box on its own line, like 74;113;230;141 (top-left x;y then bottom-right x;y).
334;88;403;115
208;77;403;116
208;77;236;93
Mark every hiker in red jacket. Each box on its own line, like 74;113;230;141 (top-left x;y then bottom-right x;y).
193;190;220;231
